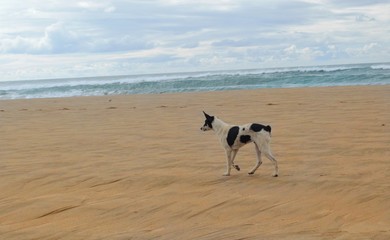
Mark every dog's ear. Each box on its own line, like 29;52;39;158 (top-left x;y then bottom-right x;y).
203;111;214;123
203;111;212;119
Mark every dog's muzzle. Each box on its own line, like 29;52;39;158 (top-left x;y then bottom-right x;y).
200;126;211;131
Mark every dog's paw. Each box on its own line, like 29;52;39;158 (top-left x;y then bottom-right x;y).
222;173;230;176
233;165;240;171
272;174;279;177
248;172;254;175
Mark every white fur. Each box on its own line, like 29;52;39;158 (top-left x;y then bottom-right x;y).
201;114;278;177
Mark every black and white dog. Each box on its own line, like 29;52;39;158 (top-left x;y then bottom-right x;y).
200;112;278;177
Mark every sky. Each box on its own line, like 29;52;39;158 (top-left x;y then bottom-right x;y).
0;0;389;81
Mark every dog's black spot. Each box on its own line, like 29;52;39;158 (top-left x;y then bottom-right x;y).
250;123;265;132
240;135;252;144
250;123;271;133
203;112;215;129
203;116;214;129
227;126;239;147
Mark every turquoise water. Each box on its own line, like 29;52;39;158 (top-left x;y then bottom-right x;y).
0;63;389;99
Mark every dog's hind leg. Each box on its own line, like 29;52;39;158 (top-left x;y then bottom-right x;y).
231;149;240;171
248;143;262;175
263;145;278;177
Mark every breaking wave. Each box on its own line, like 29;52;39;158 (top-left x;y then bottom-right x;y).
1;62;389;99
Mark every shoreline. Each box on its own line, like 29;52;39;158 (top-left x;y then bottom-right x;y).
1;62;389;100
1;85;389;239
1;83;389;102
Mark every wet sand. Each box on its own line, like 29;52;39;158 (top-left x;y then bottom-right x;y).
1;85;389;239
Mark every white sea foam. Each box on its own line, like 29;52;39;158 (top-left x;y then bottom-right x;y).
371;64;390;70
0;63;389;99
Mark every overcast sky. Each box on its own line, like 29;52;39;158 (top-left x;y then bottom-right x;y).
0;0;389;81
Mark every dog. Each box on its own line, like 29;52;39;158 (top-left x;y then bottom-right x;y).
200;111;278;177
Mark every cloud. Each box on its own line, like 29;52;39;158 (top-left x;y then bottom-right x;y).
0;0;389;81
0;22;81;54
327;0;390;7
355;14;375;22
283;44;325;61
345;43;381;57
158;0;240;12
77;1;116;12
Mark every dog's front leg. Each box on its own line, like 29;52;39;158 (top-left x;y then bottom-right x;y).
231;149;240;171
249;143;262;175
223;150;232;176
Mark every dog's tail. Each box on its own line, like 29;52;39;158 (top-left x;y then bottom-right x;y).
265;125;272;136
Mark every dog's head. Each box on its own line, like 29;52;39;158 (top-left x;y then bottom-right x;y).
200;111;215;131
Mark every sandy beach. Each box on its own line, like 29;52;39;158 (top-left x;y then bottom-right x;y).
1;85;389;239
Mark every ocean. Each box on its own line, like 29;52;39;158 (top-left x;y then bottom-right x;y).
0;63;389;100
